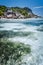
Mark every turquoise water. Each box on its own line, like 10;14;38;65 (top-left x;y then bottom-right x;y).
0;19;43;65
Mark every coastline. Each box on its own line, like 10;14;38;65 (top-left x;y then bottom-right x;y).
0;18;43;23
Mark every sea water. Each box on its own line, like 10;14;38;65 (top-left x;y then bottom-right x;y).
0;19;43;65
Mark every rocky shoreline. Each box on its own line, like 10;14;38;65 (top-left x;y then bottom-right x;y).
0;6;42;19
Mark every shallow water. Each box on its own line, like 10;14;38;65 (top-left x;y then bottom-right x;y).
0;19;43;65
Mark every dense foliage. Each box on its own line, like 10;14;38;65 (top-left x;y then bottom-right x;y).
11;7;29;17
0;5;33;17
0;6;7;16
11;7;33;17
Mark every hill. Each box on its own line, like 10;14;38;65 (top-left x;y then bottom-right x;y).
0;5;41;18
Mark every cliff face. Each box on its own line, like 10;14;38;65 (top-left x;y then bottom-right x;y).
0;6;41;18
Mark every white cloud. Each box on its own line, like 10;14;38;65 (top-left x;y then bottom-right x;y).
33;6;43;9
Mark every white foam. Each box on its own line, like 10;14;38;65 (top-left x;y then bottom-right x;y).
0;18;43;23
0;19;43;65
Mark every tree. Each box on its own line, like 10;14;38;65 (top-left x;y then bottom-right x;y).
0;10;4;16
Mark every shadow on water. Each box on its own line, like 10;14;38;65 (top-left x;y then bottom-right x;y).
22;20;43;26
37;25;43;32
0;26;4;28
0;20;43;26
0;30;34;38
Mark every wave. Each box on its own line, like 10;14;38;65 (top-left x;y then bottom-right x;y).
0;19;43;65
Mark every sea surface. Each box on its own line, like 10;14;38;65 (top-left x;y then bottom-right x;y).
0;19;43;65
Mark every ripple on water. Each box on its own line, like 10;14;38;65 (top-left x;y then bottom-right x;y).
0;19;43;65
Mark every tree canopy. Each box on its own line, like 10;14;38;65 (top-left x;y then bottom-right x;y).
0;6;33;17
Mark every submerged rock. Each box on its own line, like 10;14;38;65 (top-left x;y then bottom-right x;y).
0;39;31;65
37;25;43;32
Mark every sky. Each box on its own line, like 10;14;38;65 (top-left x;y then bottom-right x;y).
0;0;43;16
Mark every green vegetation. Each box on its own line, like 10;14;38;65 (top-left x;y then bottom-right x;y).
0;6;6;12
0;39;31;65
0;5;33;17
0;6;7;16
0;10;4;16
0;5;39;18
11;7;30;17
